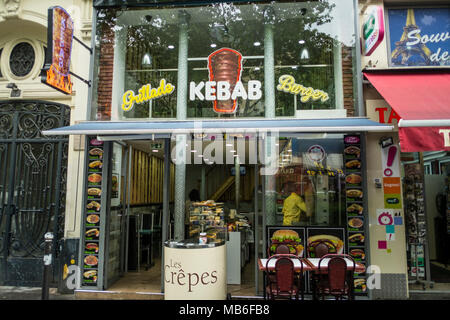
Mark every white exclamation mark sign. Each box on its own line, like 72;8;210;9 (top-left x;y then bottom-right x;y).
384;145;397;177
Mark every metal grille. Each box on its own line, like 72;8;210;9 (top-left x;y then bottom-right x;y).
0;100;69;286
9;42;35;77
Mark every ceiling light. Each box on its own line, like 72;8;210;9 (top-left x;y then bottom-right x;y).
191;149;197;153
300;48;310;60
142;53;152;67
298;40;305;44
168;45;175;49
152;149;158;152
226;143;233;147
210;44;217;48
230;150;236;153
253;41;261;46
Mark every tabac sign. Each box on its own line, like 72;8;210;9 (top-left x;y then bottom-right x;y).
41;6;74;95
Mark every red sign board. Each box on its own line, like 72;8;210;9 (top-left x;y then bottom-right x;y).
399;127;450;152
41;6;74;95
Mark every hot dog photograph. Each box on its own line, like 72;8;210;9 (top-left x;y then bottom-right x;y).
306;228;345;258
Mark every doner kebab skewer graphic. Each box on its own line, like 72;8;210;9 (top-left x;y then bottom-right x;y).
207;48;243;113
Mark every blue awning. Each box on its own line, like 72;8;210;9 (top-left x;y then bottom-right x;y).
42;118;393;136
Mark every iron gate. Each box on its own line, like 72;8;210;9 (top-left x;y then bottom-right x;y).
0;100;69;286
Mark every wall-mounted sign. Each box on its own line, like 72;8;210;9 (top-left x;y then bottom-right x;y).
362;5;384;56
388;8;450;67
122;79;175;112
276;75;329;103
41;6;74;95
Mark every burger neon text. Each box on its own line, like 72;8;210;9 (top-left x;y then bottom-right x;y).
189;80;262;101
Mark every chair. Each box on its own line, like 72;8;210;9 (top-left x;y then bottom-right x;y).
275;244;291;254
317;254;356;300
312;240;336;258
265;254;303;300
268;243;297;256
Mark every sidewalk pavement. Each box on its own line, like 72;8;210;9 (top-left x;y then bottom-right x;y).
0;285;449;300
0;286;75;300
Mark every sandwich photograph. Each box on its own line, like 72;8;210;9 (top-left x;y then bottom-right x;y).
267;227;305;257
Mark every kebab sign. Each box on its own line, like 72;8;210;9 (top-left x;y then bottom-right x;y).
191;48;262;113
121;48;262;114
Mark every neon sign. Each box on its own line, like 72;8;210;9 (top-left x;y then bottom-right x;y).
121;79;175;112
189;48;262;114
277;75;329;103
41;6;74;95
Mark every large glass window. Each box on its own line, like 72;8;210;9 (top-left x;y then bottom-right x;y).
92;1;357;120
273;134;347;227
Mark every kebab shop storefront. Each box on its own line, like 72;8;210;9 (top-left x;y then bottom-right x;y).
44;0;399;299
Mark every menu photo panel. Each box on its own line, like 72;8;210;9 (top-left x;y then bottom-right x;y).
344;134;367;295
81;136;107;287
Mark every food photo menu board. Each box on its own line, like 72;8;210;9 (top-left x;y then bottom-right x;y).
343;134;367;295
81;136;106;287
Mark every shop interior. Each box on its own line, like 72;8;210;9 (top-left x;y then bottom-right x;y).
100;133;356;297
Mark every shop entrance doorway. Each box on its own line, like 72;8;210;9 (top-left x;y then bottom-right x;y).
102;137;261;297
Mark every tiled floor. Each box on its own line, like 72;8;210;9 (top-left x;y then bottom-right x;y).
101;256;261;299
77;257;450;300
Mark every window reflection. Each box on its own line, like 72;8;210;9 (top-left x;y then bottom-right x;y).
275;135;346;227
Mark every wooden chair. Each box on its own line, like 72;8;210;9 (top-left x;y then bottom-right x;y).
317;254;356;300
312;240;336;258
265;254;303;300
267;243;296;256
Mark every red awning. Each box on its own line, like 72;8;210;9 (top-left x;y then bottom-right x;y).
364;72;450;152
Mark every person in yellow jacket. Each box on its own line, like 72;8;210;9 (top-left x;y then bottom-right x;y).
282;182;308;226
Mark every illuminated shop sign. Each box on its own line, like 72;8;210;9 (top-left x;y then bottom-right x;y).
277;75;329;103
122;79;175;112
362;5;384;56
41;6;74;95
121;47;331;113
190;48;262;114
389;8;450;66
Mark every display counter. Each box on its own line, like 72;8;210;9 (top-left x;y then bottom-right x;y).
164;239;227;300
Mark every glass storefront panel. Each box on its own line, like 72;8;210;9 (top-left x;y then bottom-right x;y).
270;134;346;227
91;1;357;120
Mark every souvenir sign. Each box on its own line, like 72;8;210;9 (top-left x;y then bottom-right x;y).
388;8;450;66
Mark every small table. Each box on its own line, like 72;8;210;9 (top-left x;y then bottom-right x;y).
305;258;366;273
258;258;313;272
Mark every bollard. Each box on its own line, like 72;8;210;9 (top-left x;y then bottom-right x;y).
41;232;54;300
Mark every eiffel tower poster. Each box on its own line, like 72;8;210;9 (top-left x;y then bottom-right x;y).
389;8;450;67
